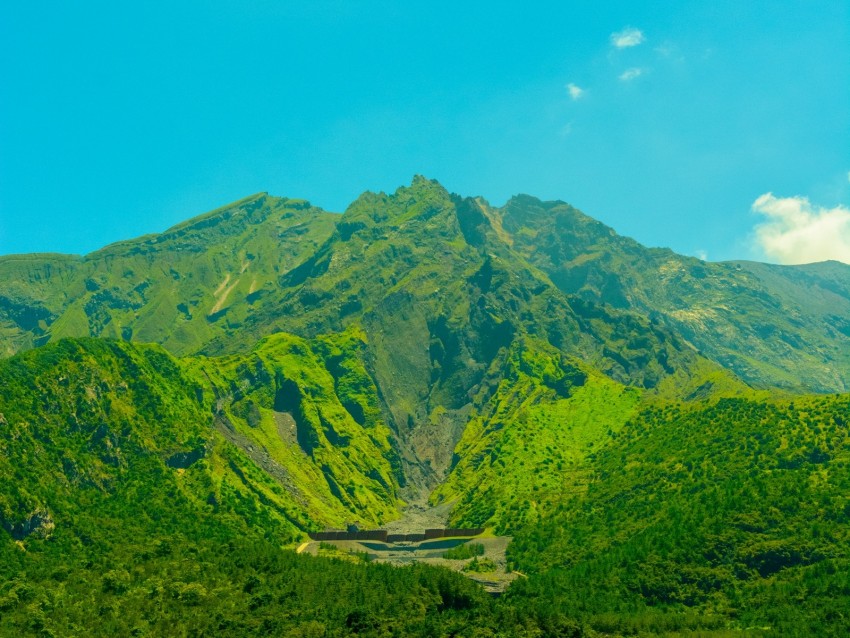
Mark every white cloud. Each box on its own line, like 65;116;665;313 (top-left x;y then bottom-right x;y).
619;67;643;81
566;83;585;100
695;250;708;261
611;27;645;49
751;193;850;265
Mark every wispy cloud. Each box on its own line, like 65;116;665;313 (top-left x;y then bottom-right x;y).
655;42;684;62
694;250;708;261
655;43;674;57
566;83;585;100
751;193;850;264
610;27;645;49
619;67;643;81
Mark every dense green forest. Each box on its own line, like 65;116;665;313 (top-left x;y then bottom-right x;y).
507;394;850;636
0;338;573;637
3;527;557;636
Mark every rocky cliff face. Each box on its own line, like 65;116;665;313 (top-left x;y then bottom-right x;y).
0;508;54;541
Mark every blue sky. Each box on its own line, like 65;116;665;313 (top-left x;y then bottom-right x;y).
1;1;848;262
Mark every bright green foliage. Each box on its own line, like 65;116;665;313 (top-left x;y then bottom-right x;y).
0;181;846;458
1;177;849;635
0;336;585;636
0;335;404;551
0;178;761;490
3;336;846;634
463;557;499;573
199;178;737;490
183;327;403;526
444;542;486;559
433;337;642;531
506;393;850;635
1;532;551;636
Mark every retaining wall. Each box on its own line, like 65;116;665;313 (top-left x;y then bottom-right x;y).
308;528;484;543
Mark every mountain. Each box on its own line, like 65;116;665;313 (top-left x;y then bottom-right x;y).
3;178;847;393
490;195;850;392
0;341;500;637
2;177;849;636
1;177;749;492
3;335;847;635
0;194;336;356
0;334;403;544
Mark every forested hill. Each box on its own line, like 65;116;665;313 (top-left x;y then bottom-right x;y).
505;392;850;635
2;336;848;635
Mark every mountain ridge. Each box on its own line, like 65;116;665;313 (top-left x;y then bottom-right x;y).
2;177;847;492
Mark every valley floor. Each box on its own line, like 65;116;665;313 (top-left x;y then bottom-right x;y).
300;497;518;594
299;536;517;595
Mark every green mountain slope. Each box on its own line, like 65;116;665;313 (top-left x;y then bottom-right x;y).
0;335;404;549
431;337;643;531
431;335;749;532
184;327;403;522
3;334;846;635
2;178;850;635
490;195;850;392
0;193;336;357
210;178;733;488
2;179;741;492
3;178;847;400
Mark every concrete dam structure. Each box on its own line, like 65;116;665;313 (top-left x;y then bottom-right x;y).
308;528;485;543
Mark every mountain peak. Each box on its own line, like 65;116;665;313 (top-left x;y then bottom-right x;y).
343;176;453;223
410;173;442;188
395;175;451;202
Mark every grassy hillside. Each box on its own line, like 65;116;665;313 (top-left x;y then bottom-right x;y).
432;338;642;531
1;179;741;494
0;194;336;357
4;335;845;635
432;333;750;530
492;194;850;393
193;178;740;490
183;327;404;524
2;178;849;635
2;178;846;497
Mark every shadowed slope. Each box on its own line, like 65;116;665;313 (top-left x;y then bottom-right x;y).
491;194;850;392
